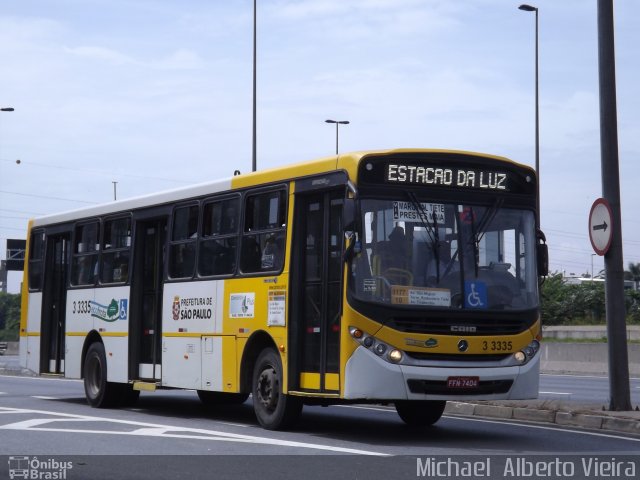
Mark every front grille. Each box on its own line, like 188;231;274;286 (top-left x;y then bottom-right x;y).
390;317;529;336
407;379;513;395
404;352;511;362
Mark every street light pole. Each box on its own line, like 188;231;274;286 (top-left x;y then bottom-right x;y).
252;0;257;172
325;119;349;155
1;107;15;162
519;4;540;225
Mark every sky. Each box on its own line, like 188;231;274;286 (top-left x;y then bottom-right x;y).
1;0;639;293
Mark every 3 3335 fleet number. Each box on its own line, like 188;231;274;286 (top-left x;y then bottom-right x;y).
482;340;512;351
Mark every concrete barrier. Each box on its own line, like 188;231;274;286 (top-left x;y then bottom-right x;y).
543;325;640;341
540;343;640;376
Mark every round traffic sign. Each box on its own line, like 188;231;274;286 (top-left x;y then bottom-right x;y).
589;198;613;256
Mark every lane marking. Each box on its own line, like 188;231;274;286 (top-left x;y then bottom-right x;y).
0;374;82;383
0;406;389;456
31;396;58;400
443;414;640;443
333;405;640;443
541;373;640;381
539;391;572;396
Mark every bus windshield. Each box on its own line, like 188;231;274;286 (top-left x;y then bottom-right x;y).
349;197;539;311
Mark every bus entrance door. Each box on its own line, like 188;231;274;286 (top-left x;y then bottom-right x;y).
130;218;167;381
40;233;70;374
291;189;344;394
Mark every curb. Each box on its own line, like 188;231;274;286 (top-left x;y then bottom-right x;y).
445;401;640;436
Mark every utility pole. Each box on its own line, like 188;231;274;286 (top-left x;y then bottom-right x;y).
112;181;118;201
597;0;631;411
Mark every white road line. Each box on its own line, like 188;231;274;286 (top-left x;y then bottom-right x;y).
334;405;640;443
446;415;640;443
0;406;390;456
539;391;572;396
31;396;58;400
0;374;82;383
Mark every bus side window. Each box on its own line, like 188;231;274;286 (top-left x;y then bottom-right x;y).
241;190;286;274
198;197;239;276
168;204;198;279
71;221;100;286
101;217;131;284
28;230;46;291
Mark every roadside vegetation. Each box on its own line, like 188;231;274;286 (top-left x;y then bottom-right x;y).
541;266;640;326
0;292;21;341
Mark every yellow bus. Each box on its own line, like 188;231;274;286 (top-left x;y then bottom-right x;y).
20;149;547;430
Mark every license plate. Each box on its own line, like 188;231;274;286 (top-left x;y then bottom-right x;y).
446;376;479;389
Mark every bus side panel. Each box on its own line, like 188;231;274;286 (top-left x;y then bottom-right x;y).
162;337;202;389
23;292;43;373
66;286;130;383
103;336;129;383
161;280;221;389
201;336;223;391
64;335;82;379
163;281;221;335
94;287;130;384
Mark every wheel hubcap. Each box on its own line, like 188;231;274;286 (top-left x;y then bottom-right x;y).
257;366;278;411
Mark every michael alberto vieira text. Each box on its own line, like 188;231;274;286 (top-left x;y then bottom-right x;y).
416;457;637;478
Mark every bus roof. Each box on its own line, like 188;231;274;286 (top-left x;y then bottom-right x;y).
29;148;528;228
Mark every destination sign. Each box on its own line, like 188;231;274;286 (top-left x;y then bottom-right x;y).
385;163;510;191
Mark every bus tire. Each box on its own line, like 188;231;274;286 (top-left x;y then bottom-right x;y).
395;400;446;427
197;390;249;405
83;342;120;408
252;348;302;430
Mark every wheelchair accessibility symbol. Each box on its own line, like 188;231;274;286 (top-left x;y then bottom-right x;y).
464;281;487;309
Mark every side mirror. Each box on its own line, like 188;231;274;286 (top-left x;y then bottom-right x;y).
536;229;548;277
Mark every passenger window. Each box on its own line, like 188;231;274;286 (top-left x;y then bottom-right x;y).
28;230;46;291
169;205;199;278
241;190;286;273
101;217;131;284
198;197;239;276
72;221;100;286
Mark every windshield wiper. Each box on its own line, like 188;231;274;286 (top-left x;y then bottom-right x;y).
406;192;442;281
466;199;504;278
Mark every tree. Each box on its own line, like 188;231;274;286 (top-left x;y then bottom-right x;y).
0;293;21;341
628;262;640;291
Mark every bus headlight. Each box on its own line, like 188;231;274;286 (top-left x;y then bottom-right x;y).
514;340;541;365
349;326;404;364
374;343;387;356
389;349;403;363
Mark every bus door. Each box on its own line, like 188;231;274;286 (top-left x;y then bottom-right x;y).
40;233;70;374
290;182;345;393
130;218;167;381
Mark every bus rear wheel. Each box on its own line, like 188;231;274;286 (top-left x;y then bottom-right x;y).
252;348;302;430
395;400;446;427
83;342;121;408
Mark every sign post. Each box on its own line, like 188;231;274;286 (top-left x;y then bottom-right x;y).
595;0;631;411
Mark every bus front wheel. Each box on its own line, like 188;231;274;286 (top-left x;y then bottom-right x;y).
83;342;121;408
252;348;302;430
395;400;446;427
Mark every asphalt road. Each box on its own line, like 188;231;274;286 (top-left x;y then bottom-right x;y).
1;374;638;480
539;373;640;405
